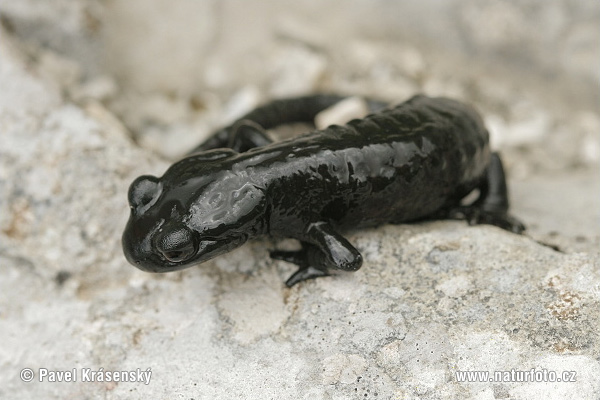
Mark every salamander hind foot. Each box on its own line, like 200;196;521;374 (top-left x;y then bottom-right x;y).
449;152;525;234
448;206;525;234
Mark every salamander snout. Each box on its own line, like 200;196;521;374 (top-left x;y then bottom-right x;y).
154;224;197;263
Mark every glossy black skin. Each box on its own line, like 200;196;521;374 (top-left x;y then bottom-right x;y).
122;94;525;286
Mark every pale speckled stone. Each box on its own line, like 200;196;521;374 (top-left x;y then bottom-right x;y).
509;355;600;399
314;96;370;130
322;354;368;385
435;275;473;298
219;86;262;124
268;46;327;97
70;75;118;103
217;272;289;344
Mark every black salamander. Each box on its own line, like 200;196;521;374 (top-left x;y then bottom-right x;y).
122;94;525;286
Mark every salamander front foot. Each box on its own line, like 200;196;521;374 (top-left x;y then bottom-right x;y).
284;266;330;287
270;248;330;287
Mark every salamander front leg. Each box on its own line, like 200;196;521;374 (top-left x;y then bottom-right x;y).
189;120;273;153
271;245;330;287
449;153;525;234
228;120;273;152
271;222;363;287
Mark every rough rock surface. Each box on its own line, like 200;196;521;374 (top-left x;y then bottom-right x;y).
1;1;599;399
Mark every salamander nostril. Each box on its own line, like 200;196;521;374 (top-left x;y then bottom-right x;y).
155;225;196;264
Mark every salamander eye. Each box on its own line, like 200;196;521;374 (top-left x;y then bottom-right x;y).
128;175;162;209
155;225;197;263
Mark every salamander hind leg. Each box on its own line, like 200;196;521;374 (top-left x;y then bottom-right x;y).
271;222;363;287
448;153;526;234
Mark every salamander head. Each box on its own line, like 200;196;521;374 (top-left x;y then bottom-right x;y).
122;167;267;273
